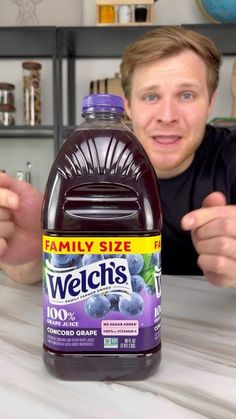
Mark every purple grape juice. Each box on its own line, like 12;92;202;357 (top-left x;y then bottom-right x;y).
42;94;162;380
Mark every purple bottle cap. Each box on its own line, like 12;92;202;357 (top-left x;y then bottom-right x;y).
82;94;124;114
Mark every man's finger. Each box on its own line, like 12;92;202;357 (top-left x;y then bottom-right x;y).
182;192;229;231
181;205;236;230
0;188;19;209
202;191;226;208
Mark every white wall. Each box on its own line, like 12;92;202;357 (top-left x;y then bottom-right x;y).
0;0;235;191
0;0;83;26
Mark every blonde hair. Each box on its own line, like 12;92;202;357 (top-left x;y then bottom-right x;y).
120;26;221;101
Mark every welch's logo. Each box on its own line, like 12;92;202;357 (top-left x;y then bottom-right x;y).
45;258;132;305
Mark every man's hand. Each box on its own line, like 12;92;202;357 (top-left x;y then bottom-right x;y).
181;191;236;287
0;173;43;265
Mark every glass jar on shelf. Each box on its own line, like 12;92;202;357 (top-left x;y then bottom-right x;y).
0;83;15;106
0;104;15;126
118;5;132;23
22;61;42;126
99;5;115;23
135;5;148;22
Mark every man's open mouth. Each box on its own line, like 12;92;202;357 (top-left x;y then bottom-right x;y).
152;135;182;145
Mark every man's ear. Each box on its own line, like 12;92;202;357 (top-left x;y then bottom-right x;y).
123;97;132;120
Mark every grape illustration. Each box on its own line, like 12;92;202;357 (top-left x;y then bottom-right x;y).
112;254;124;258
75;255;83;268
82;254;104;266
145;284;156;295
151;252;161;268
51;253;82;268
125;254;144;275
119;292;144;316
106;293;121;311
103;254;124;259
84;295;111;318
131;274;145;294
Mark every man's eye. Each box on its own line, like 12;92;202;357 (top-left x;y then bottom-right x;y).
181;92;193;100
144;94;157;102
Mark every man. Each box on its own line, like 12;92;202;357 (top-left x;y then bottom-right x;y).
120;26;236;287
1;26;236;287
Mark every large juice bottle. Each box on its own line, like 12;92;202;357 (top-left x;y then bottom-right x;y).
42;94;162;380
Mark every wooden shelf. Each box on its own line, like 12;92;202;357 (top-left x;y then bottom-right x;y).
96;21;154;26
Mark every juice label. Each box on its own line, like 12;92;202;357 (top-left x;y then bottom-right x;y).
42;235;161;353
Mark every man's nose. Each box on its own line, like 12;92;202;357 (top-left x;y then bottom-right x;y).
156;98;178;123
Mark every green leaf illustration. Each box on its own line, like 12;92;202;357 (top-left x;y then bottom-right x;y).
140;266;156;287
142;253;152;271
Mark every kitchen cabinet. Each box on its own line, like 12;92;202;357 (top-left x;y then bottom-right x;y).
0;26;59;154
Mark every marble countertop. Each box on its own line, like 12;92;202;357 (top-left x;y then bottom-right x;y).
0;273;236;419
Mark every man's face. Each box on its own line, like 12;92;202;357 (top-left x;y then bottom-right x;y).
124;50;216;179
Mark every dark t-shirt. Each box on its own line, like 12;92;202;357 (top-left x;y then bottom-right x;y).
159;124;236;275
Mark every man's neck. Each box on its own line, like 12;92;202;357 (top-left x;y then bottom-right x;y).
156;154;195;179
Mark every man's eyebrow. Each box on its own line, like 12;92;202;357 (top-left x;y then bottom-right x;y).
178;82;202;90
138;82;202;93
138;85;160;93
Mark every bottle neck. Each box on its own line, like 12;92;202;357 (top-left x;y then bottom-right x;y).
83;111;123;122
